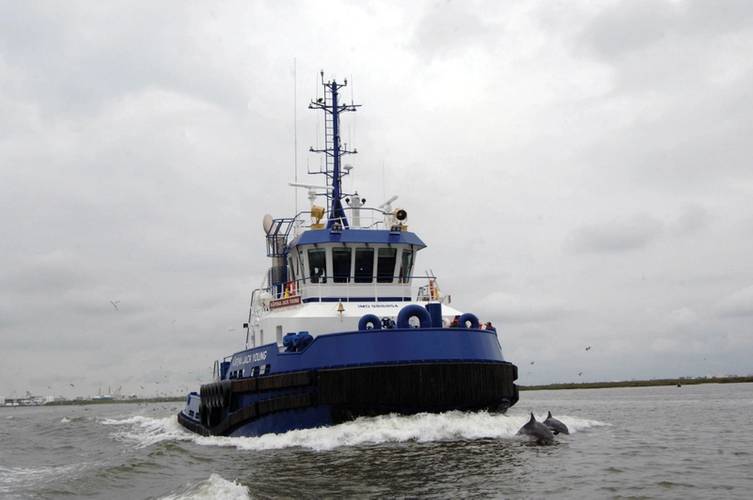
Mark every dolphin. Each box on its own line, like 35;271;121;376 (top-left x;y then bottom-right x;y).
543;411;569;435
516;413;554;444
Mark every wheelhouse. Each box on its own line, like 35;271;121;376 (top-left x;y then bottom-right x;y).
285;228;425;303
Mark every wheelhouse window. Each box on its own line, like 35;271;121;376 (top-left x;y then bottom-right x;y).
332;247;352;283
377;248;397;283
399;249;414;283
354;248;374;283
308;248;327;283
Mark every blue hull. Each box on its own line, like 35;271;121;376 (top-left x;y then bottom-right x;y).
178;327;518;437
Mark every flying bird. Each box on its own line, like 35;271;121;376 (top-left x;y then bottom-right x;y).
110;300;120;311
69;383;75;387
530;361;535;365
578;372;583;376
585;346;591;351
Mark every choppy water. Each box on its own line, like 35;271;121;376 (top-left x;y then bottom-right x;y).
1;383;752;499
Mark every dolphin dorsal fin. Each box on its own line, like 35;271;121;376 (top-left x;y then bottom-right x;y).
547;411;552;419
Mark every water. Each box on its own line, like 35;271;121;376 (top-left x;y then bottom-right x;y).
1;383;752;499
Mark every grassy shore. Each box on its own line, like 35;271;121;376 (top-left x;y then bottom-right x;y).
519;375;753;391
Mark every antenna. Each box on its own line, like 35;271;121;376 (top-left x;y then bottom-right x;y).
293;57;298;215
379;195;398;212
289;182;331;205
308;72;362;229
382;160;386;203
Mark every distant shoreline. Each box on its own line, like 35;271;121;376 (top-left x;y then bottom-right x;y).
519;375;753;391
5;376;753;408
42;397;185;406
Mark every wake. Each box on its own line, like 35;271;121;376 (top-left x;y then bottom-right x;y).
101;411;607;452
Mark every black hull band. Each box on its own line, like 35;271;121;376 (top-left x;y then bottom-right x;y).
180;361;518;436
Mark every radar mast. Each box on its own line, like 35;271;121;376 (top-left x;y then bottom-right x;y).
308;72;360;229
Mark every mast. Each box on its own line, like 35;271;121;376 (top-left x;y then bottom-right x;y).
309;72;360;228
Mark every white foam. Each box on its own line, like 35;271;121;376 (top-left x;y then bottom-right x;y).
159;473;250;500
102;411;608;452
102;415;193;448
60;417;71;423
0;464;86;494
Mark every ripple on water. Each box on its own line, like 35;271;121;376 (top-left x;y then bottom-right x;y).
0;464;89;495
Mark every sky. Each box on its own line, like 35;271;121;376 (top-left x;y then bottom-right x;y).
2;0;753;398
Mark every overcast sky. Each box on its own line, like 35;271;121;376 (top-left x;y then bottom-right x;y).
2;0;753;398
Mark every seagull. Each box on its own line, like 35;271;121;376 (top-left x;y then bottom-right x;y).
110;300;120;311
578;372;583;376
530;361;535;365
69;383;75;387
585;346;591;351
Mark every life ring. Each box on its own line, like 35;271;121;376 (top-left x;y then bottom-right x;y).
396;305;432;329
457;312;480;329
358;314;382;331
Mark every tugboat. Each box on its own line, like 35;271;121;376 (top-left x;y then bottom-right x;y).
177;74;518;437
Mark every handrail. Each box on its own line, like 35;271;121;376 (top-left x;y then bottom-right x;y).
250;274;444;307
285;206;393;233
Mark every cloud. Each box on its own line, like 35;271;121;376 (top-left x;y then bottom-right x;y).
410;0;496;60
476;292;570;324
715;285;753;317
567;214;664;254
0;250;94;295
670;205;713;236
578;0;753;61
2;1;753;394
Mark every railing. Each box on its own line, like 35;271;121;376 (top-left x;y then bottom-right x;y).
250;274;449;312
285;206;397;236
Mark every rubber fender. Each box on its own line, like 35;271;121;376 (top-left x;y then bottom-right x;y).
358;314;382;331
199;403;208;426
396;304;432;329
457;312;480;329
298;332;314;349
200;385;212;408
211;385;219;408
216;384;223;407
221;381;232;407
283;332;299;351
